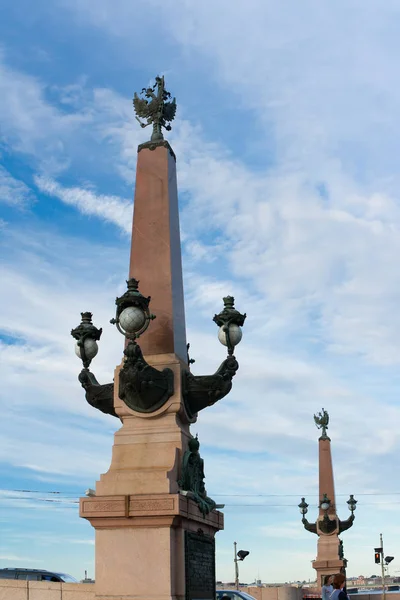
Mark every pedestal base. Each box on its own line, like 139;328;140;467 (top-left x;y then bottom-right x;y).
313;534;345;588
81;350;222;599
80;493;223;600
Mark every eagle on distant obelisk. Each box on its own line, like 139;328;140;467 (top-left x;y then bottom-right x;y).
314;407;329;439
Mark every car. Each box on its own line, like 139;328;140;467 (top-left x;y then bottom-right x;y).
0;568;77;583
216;590;257;600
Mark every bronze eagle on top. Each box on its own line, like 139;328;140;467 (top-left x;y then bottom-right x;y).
314;407;330;439
133;75;177;142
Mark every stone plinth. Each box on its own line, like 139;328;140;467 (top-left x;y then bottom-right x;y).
96;353;191;497
81;353;223;600
128;143;187;363
313;533;345;587
80;493;223;600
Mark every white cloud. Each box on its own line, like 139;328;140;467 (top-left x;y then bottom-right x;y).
0;554;41;562
0;51;91;173
34;176;132;233
0;166;33;207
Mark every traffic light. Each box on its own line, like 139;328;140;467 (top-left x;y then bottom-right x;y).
237;550;249;561
385;556;394;564
375;548;383;564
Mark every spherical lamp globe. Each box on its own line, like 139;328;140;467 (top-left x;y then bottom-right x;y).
119;306;146;335
218;324;242;347
75;338;98;361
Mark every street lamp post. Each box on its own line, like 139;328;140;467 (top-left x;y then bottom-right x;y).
381;533;386;600
234;542;250;590
376;533;395;600
234;542;239;591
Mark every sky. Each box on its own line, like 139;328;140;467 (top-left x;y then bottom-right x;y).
1;0;400;586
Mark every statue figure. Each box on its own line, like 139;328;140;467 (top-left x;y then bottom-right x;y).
179;435;216;517
133;75;176;142
314;408;330;439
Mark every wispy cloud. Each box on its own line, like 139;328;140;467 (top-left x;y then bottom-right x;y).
0;166;33;207
34;176;132;233
0;554;41;562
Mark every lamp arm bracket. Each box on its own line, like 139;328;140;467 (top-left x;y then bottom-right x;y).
301;517;318;535
78;368;118;418
182;355;239;418
338;513;355;533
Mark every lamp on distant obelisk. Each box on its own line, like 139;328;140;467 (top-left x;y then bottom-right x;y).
70;76;246;600
298;410;357;588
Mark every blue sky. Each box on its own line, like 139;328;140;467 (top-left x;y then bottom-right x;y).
2;0;400;584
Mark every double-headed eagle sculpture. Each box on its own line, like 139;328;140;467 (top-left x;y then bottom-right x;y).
133;75;176;142
314;407;329;439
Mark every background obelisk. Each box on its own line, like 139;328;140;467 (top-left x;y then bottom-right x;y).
299;410;356;588
79;76;224;600
318;423;336;518
312;415;344;585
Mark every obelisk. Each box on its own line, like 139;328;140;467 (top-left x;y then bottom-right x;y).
79;76;224;600
313;418;343;586
318;430;336;517
300;410;356;588
128;137;187;361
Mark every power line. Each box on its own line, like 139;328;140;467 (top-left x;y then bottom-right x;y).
212;492;400;497
3;488;400;497
1;489;80;495
0;496;79;503
1;497;400;509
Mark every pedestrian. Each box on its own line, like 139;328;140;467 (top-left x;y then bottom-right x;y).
322;575;333;600
330;573;347;600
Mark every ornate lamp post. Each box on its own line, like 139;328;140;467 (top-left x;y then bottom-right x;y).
214;296;246;356
71;283;246;429
71;312;102;369
299;497;309;519
299;493;357;535
110;278;155;340
320;493;331;513
347;494;357;514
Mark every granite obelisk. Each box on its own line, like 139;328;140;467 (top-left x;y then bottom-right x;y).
300;410;356;588
128;139;187;361
79;76;224;600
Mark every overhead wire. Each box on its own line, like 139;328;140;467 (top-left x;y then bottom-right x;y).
3;488;400;497
1;489;400;510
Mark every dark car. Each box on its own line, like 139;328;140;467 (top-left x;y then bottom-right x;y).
216;591;257;600
0;568;77;582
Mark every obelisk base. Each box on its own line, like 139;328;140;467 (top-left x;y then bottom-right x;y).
80;352;223;599
80;493;223;600
95;353;192;497
312;534;345;588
